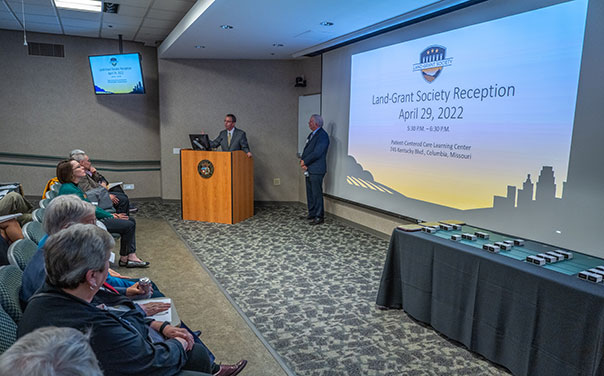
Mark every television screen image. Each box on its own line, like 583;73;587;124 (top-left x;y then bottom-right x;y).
88;53;145;95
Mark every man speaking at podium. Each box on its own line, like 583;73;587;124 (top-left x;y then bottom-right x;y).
209;114;252;158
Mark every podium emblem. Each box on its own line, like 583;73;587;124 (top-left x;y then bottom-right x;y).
197;160;214;179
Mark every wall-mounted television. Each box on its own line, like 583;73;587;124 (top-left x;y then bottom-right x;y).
88;53;145;95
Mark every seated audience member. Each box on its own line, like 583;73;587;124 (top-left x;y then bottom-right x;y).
0;218;23;265
0;191;33;225
70;149;137;213
56;159;149;268
0;218;23;245
20;195;155;307
0;236;7;265
0;326;103;376
18;224;247;376
19;195;206;355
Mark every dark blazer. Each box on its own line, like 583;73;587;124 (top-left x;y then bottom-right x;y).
18;283;188;376
210;128;250;153
301;127;329;174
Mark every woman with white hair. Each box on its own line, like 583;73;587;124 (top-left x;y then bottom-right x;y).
0;326;102;376
20;195;159;309
18;224;246;376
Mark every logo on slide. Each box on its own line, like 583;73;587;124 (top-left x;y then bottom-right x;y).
412;45;453;83
110;57;118;66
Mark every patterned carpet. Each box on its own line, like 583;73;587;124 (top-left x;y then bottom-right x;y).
137;201;509;376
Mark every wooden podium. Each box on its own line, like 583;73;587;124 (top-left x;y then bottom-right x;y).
180;150;253;224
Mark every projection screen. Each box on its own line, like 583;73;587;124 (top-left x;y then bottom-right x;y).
321;0;604;257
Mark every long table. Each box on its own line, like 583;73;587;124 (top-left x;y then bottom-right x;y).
376;229;604;376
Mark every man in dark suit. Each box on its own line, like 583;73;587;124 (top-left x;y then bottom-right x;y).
209;114;252;157
300;114;329;225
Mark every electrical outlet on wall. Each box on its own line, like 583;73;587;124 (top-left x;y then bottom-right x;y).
123;184;134;190
173;148;181;154
273;178;281;186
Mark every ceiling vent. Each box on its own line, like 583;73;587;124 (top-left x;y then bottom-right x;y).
28;42;65;58
103;3;120;13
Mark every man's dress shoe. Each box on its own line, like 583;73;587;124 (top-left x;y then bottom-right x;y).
310;217;324;225
213;359;247;376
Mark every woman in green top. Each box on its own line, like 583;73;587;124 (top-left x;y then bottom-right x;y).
56;159;149;268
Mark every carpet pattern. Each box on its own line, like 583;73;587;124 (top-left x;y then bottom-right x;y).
137;201;509;376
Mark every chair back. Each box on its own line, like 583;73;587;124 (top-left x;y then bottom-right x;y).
0;304;17;354
50;182;62;192
44;190;57;200
39;198;50;209
0;265;23;324
32;207;45;223
7;239;38;271
22;222;47;245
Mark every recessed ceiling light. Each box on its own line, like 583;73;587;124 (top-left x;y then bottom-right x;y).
194;45;205;49
55;0;102;12
220;25;233;30
320;21;334;26
272;43;284;47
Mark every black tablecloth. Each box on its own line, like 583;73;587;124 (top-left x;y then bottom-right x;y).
376;229;604;376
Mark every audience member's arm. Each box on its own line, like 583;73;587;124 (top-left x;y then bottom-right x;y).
150;321;194;351
93;316;188;374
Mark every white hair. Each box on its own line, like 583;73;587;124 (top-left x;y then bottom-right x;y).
44;224;114;289
0;326;102;376
43;195;96;235
69;149;86;158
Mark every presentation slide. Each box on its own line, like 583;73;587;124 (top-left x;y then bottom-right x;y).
88;53;145;95
348;0;588;210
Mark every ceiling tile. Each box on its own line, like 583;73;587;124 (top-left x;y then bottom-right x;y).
101;24;138;34
103;13;143;26
21;0;51;4
63;27;98;37
61;17;99;28
101;30;136;40
0;11;17;21
140;17;174;29
151;0;193;12
146;8;185;21
137;25;172;34
136;31;165;39
7;2;55;16
15;14;58;24
113;0;151;7
57;9;101;21
110;5;146;18
0;19;20;29
24;21;63;33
